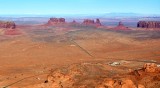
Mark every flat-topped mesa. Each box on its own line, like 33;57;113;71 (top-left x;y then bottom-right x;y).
47;18;65;25
83;19;95;25
137;21;160;28
0;21;16;29
82;19;102;26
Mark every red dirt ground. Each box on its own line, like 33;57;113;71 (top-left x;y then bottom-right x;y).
0;24;160;88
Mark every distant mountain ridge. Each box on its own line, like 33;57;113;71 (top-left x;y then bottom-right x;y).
101;13;160;18
0;13;160;18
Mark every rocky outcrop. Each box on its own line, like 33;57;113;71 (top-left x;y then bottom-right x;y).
0;21;16;29
24;63;160;88
46;63;160;88
82;19;102;26
97;78;137;88
114;21;130;30
47;18;65;25
98;63;160;88
95;19;102;26
143;63;160;73
137;21;160;28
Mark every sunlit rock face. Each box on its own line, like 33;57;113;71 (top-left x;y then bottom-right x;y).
0;21;16;29
137;21;160;28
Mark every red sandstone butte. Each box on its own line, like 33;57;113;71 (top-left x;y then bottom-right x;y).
137;21;160;28
47;18;65;25
82;19;102;27
0;21;16;29
83;19;95;25
114;21;130;30
95;19;102;26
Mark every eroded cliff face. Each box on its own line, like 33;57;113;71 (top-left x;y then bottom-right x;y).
0;21;16;29
137;21;160;28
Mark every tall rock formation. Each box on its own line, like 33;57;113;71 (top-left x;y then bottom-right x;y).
95;19;102;26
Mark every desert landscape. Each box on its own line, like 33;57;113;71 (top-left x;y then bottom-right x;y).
0;17;160;88
0;0;160;88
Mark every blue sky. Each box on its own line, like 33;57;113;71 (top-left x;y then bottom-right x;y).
0;0;160;15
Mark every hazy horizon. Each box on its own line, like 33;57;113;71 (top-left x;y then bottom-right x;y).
0;13;160;18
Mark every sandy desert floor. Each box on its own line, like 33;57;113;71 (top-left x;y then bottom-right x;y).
0;25;160;88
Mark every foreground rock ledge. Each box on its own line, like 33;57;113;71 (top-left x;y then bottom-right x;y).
98;63;160;88
24;63;160;88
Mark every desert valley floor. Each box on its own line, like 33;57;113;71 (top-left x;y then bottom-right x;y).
0;24;160;88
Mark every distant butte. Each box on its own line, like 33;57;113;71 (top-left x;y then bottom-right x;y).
0;21;16;29
72;20;77;24
137;21;160;28
114;21;130;30
83;19;95;25
82;19;102;27
0;21;22;35
47;18;65;25
95;19;102;26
